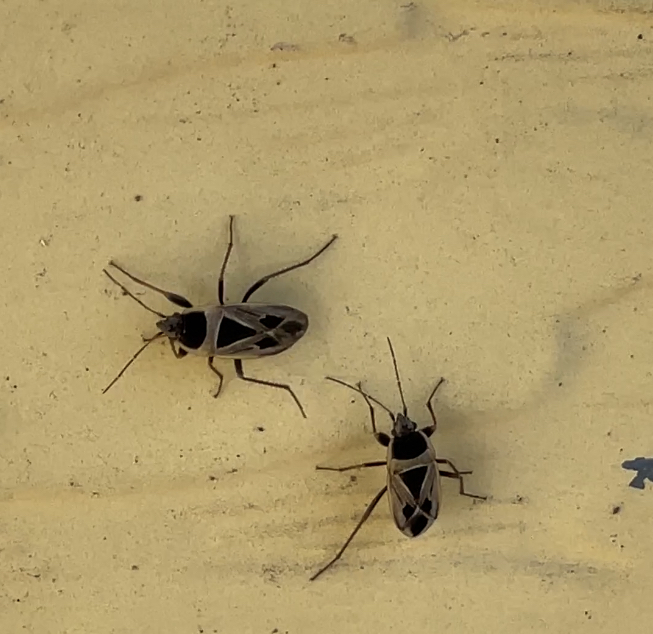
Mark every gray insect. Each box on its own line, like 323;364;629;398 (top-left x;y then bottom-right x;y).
102;215;337;417
311;338;486;579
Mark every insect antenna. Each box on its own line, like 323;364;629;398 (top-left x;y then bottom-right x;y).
386;337;408;416
102;332;165;394
325;376;395;419
103;269;166;318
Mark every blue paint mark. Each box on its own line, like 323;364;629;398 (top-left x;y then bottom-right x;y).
622;457;653;489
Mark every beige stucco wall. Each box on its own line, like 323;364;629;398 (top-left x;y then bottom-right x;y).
2;1;652;632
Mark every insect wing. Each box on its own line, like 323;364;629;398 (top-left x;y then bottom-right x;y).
214;303;309;358
388;458;441;538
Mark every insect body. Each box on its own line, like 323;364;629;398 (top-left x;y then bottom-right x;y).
102;215;337;417
310;337;486;580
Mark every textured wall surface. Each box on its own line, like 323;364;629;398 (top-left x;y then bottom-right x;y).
2;1;652;632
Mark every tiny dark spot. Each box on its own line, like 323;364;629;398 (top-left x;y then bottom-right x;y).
208;475;218;481
612;505;622;515
495;138;500;143
255;426;265;432
134;194;143;202
558;382;563;387
131;564;139;571
637;33;643;40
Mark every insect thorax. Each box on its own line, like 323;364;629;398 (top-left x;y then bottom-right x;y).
390;430;430;461
157;311;208;350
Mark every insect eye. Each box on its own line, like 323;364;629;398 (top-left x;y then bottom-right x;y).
260;315;284;329
256;336;279;350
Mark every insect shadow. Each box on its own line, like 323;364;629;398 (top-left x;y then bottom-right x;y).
311;337;486;580
102;215;337;417
622;457;653;490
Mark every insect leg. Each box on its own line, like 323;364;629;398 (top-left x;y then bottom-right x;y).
357;381;391;447
107;261;193;309
437;459;486;500
233;359;306;418
241;234;338;302
310;485;388;581
425;377;446;431
169;341;188;358
217;215;235;305
316;461;386;472
208;357;224;398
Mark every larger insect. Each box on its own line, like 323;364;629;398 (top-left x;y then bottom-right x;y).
102;215;337;418
310;337;486;580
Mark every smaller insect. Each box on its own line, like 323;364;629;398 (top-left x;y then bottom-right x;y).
311;338;486;580
102;215;337;417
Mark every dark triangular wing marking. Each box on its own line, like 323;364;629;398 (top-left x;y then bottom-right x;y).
389;463;440;537
214;304;308;358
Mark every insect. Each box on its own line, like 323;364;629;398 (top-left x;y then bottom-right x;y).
102;215;337;417
310;337;486;580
